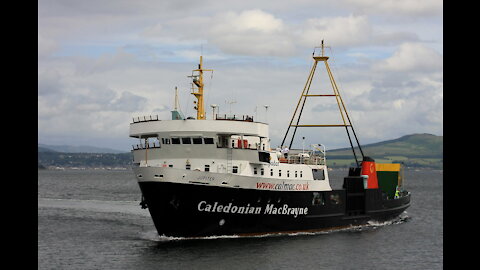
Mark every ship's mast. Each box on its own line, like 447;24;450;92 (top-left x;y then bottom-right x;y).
189;56;213;120
281;40;365;167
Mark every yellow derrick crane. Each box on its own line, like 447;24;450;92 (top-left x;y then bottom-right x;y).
281;40;365;166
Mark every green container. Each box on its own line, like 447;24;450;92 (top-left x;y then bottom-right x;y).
377;171;398;198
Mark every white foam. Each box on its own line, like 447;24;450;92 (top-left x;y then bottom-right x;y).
366;212;410;228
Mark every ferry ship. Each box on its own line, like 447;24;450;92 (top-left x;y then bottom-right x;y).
129;42;411;237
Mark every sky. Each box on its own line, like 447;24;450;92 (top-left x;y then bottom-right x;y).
38;0;443;152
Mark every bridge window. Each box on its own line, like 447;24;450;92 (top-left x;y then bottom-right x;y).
192;137;202;144
171;138;180;144
182;137;191;144
258;152;270;163
204;138;214;144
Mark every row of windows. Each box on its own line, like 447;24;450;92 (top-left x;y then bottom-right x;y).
161;137;214;145
184;164;237;173
253;167;304;178
170;163;322;180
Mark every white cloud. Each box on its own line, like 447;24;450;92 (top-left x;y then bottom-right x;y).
142;9;296;56
346;0;443;17
374;42;443;72
216;9;284;33
300;15;373;48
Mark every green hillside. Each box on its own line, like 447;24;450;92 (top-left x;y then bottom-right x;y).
38;151;132;169
326;133;443;169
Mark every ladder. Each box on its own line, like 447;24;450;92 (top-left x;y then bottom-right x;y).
226;148;233;173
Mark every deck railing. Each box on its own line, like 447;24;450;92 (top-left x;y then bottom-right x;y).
279;154;325;165
215;114;254;122
132;141;161;150
132;115;159;123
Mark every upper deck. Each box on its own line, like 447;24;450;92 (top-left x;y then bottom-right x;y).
129;117;269;138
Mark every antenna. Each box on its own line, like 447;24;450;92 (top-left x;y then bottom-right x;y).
225;98;237;114
302;136;305;154
174;86;179;110
318;39;330;57
210;104;218;119
264;105;270;122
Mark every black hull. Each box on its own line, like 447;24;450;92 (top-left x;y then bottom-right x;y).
138;179;410;237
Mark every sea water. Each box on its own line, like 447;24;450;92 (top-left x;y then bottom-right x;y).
38;169;442;270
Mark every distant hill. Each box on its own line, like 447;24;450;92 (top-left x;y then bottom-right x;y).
326;133;443;169
38;152;132;169
38;144;126;154
37;134;442;169
38;146;57;153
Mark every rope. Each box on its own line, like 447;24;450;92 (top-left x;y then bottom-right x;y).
328;47;364;162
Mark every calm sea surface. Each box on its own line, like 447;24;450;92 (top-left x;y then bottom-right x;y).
38;169;442;270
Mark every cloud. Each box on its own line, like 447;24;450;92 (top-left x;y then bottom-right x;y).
109;91;148;112
208;10;294;56
346;0;443;17
374;42;443;72
299;14;423;49
142;9;296;56
140;11;425;57
300;15;373;48
215;9;284;33
38;34;59;58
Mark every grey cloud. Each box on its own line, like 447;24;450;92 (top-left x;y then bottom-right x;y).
109;91;148;112
373;32;420;45
38;70;63;96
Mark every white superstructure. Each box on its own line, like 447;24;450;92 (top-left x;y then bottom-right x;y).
130;116;332;192
129;56;332;192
